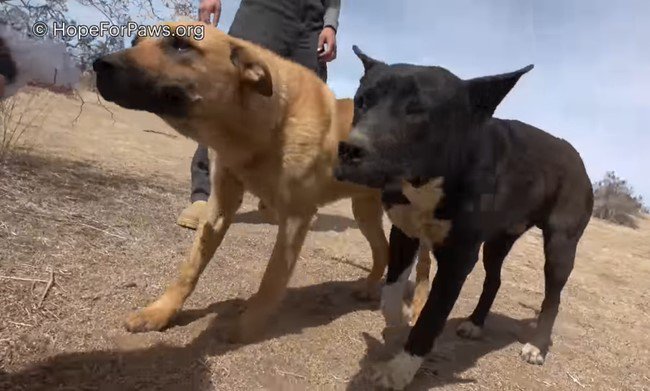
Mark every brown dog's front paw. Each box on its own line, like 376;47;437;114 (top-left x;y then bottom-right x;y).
229;309;268;344
124;306;175;333
353;278;382;302
257;200;279;225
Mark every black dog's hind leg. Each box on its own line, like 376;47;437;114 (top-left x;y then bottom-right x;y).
381;225;420;329
521;228;578;364
456;233;521;339
372;239;480;389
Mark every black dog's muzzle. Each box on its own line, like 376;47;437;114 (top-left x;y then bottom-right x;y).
337;141;367;166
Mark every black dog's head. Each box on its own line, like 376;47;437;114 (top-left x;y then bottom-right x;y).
334;45;533;189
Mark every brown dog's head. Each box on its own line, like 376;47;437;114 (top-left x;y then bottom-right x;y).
93;22;275;138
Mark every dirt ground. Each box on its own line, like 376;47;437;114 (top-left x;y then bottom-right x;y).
1;89;649;390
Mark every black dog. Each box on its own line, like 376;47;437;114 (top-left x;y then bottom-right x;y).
335;46;594;389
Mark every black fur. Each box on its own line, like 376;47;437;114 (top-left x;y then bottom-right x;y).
336;46;594;368
0;37;17;83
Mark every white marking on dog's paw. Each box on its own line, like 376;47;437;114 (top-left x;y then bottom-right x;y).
370;350;423;390
520;343;545;365
456;320;483;339
381;263;414;328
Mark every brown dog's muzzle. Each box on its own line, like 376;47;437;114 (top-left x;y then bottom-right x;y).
93;53;190;117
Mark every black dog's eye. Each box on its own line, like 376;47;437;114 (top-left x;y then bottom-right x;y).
171;36;191;52
356;92;376;111
405;98;426;115
355;96;366;110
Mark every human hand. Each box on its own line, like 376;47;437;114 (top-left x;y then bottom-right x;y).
198;0;221;25
318;26;337;62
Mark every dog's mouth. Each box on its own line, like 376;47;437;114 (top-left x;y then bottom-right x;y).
335;141;393;189
337;140;367;167
93;55;191;117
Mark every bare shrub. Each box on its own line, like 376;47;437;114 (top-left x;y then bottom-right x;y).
0;90;52;160
78;70;97;92
592;171;647;228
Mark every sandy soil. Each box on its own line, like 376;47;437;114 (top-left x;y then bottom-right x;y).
1;89;649;390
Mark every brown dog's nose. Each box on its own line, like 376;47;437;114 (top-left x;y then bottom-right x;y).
92;57;110;73
92;56;119;73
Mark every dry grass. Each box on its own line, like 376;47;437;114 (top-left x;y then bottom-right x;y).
0;90;649;390
0;90;53;161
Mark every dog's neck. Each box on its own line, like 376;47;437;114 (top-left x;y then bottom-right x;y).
168;84;287;169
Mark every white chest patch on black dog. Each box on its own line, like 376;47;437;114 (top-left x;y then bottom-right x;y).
386;178;451;248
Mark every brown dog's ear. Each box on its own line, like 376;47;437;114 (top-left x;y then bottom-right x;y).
230;44;273;97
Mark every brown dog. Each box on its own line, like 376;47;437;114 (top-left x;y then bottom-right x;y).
93;22;431;340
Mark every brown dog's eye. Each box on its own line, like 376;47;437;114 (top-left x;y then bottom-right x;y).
171;36;191;52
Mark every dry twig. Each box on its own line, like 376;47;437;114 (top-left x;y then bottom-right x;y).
8;321;33;327
77;221;127;240
72;90;86;124
567;371;586;388
37;269;55;308
276;368;307;380
0;275;49;284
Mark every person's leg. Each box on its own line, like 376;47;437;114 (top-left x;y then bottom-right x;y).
289;29;324;80
228;0;300;55
178;144;211;229
287;0;326;80
191;144;211;203
179;0;302;230
317;60;328;82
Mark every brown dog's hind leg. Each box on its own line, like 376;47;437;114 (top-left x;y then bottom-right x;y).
125;162;244;333
410;244;432;325
235;209;315;342
352;196;389;300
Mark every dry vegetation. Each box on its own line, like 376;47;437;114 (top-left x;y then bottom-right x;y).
592;172;648;229
0;91;53;161
0;89;648;390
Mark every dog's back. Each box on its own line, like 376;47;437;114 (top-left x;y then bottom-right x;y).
478;118;593;236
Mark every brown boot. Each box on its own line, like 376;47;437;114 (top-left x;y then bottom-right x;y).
177;200;207;230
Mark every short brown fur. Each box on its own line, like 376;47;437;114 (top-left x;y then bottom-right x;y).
111;22;397;340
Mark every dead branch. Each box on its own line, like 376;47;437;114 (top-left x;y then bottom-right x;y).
37;269;55;308
72;89;86;124
567;371;586;388
142;129;178;139
77;221;127;240
8;320;33;327
0;275;49;283
94;90;116;124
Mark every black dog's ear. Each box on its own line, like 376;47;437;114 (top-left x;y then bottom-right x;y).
230;43;273;97
352;45;381;72
465;64;533;119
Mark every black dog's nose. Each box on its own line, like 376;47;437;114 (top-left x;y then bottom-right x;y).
338;141;366;164
92;57;115;73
